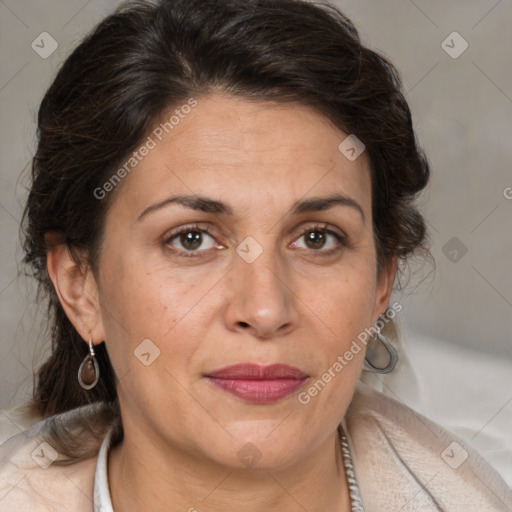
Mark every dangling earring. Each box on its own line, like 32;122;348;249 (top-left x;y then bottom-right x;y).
78;337;100;390
363;332;398;374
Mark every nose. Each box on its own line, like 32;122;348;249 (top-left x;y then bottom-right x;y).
223;248;300;340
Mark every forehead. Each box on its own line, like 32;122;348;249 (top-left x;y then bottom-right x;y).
106;93;372;221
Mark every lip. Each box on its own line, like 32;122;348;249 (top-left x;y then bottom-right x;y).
204;364;309;403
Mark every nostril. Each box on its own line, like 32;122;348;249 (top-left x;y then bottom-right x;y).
238;321;250;328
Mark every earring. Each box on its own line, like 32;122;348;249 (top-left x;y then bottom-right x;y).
363;332;398;374
78;337;100;390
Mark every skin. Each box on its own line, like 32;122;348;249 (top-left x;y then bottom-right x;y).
48;93;396;511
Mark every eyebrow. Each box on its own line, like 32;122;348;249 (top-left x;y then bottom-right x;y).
136;193;365;223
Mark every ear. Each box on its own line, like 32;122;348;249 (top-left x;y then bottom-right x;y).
371;254;398;324
45;233;106;345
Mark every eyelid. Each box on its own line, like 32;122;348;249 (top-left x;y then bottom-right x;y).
164;222;213;238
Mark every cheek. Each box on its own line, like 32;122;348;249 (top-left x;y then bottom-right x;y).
100;246;178;326
311;261;377;332
294;267;374;421
97;252;211;373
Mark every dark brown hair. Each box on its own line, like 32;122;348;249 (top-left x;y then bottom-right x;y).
21;0;430;461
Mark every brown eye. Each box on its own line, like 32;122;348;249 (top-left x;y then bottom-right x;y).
166;227;216;254
304;230;327;250
179;231;203;250
292;225;346;254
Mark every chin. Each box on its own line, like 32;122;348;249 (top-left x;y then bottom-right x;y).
201;422;311;471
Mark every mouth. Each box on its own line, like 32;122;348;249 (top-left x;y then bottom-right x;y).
204;363;309;404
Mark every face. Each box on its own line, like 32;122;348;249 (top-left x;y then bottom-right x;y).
87;93;394;469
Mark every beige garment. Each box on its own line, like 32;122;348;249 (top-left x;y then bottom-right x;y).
0;380;510;511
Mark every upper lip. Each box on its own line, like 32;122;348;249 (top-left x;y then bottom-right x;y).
205;363;308;380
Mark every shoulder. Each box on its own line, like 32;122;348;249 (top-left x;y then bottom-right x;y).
344;380;512;511
0;403;106;511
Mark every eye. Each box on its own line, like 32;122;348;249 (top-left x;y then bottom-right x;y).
165;225;218;257
291;224;346;253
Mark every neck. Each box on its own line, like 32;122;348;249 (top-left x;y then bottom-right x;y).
108;424;352;512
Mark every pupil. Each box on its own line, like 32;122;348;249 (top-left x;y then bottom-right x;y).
306;230;325;249
182;231;202;250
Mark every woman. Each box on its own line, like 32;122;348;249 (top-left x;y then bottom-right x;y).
0;0;510;510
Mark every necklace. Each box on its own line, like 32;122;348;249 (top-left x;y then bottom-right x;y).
338;424;365;511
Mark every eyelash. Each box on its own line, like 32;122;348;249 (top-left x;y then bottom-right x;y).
163;223;347;259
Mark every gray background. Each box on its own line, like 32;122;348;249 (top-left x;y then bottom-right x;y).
0;1;511;409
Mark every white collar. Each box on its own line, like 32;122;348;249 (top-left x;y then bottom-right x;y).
93;426;115;512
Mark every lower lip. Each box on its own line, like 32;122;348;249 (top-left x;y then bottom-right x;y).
206;377;307;403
